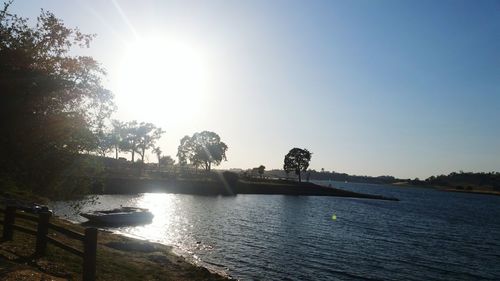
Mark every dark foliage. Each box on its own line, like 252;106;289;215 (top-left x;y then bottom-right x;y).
0;3;114;198
176;131;228;171
421;171;500;190
283;148;311;183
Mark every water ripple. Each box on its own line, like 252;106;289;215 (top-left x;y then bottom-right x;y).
52;183;500;281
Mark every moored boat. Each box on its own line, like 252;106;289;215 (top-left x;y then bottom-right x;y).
80;207;153;226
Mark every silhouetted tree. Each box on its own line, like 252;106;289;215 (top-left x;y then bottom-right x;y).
120;121;139;162
283;148;312;183
96;130;114;156
0;3;114;196
176;131;228;171
159;155;175;170
135;123;164;163
119;121;164;163
258;165;265;178
176;135;192;166
110;119;125;159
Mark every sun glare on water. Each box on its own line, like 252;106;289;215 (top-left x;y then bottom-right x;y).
114;36;209;124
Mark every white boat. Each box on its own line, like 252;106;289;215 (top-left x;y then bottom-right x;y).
80;207;153;226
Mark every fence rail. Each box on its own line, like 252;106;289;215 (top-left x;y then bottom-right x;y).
12;224;37;236
15;211;39;223
48;222;86;240
46;236;84;257
0;205;97;281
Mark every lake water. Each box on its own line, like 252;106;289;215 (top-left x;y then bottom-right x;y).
51;182;500;280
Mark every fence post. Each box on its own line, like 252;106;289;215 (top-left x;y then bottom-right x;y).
2;206;16;240
35;211;51;256
83;227;97;281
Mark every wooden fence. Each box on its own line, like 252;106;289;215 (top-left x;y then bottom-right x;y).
0;206;97;281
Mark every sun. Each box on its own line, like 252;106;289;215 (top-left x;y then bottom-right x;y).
113;36;209;124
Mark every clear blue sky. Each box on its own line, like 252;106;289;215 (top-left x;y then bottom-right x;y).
10;0;500;179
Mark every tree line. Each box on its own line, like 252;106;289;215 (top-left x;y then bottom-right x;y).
14;3;493;197
0;4;238;197
96;120;164;163
411;171;500;190
96;123;230;173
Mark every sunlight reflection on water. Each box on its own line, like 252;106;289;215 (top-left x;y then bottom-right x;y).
128;193;179;242
116;193;200;259
51;193;203;262
51;187;500;281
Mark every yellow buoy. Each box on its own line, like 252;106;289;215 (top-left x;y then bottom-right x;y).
332;214;337;221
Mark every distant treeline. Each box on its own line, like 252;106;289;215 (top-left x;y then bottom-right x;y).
411;172;500;191
261;169;500;190
262;169;399;185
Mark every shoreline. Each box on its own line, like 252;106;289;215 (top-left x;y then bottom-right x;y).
0;206;231;280
102;177;399;201
389;183;500;197
441;188;500;197
97;226;233;280
1;178;397;280
95;225;232;279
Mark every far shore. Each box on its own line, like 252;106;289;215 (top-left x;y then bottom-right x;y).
391;181;500;197
441;188;500;196
101;177;399;201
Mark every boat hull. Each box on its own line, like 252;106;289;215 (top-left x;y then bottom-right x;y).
81;208;154;226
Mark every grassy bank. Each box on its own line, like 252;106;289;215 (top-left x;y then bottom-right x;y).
0;204;230;281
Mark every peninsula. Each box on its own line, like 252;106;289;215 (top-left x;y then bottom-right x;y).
102;174;398;201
